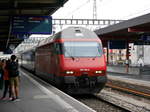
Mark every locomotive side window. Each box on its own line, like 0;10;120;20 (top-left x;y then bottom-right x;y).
63;42;103;57
49;43;54;52
53;43;63;54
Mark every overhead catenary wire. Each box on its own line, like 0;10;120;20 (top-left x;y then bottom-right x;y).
120;2;150;19
64;0;91;18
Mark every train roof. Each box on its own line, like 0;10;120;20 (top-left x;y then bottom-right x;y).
37;27;100;47
55;27;98;39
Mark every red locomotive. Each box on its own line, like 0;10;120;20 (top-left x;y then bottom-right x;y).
21;27;107;94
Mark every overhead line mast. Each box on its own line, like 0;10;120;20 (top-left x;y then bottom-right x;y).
93;0;97;19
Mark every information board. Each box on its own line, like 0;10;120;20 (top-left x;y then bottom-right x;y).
11;16;52;34
134;41;150;45
139;35;150;42
108;40;126;49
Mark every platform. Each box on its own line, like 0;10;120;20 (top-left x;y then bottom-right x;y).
0;69;96;112
107;65;150;75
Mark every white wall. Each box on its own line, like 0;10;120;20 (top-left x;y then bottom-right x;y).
144;45;150;65
130;45;150;66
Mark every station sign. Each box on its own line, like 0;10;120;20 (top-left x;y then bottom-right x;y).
135;35;150;45
139;35;150;42
11;16;52;35
108;40;126;49
4;48;13;54
134;41;150;45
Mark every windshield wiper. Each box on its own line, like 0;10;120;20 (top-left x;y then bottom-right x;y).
64;49;75;60
92;48;100;60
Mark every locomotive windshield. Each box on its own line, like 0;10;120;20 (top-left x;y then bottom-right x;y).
63;41;103;57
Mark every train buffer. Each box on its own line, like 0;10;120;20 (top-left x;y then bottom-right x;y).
0;69;96;112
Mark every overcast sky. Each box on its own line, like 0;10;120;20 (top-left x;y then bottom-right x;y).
52;0;150;20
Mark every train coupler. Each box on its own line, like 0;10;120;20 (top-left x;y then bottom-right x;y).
89;81;96;87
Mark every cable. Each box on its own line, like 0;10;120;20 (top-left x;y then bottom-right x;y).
64;0;91;18
121;4;150;19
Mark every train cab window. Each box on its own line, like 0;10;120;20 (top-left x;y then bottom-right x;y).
63;41;103;57
53;43;63;54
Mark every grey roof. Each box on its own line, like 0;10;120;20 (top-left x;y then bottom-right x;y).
59;27;99;39
95;13;150;37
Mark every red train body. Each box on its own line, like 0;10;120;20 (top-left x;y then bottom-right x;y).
21;27;107;94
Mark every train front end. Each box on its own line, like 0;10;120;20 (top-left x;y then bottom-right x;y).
58;27;107;94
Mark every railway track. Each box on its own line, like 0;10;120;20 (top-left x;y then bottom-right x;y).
72;94;129;112
73;82;150;112
96;89;150;112
73;87;150;112
106;83;150;98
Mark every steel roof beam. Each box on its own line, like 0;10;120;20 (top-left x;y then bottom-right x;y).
0;3;62;10
53;19;123;25
128;27;150;33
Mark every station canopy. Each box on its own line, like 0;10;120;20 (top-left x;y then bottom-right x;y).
0;0;68;52
95;13;150;46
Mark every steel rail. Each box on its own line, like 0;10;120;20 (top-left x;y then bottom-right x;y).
106;83;150;98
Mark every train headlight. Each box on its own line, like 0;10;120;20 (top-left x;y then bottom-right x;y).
95;71;102;74
66;71;74;74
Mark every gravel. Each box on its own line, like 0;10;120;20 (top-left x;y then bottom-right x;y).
72;94;127;112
